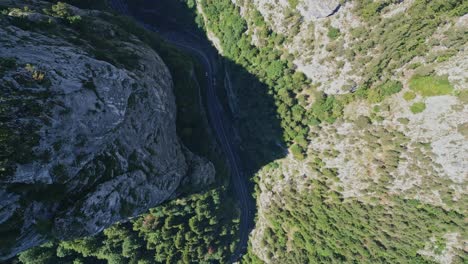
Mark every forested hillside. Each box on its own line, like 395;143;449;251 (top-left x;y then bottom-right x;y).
17;188;239;264
189;0;467;263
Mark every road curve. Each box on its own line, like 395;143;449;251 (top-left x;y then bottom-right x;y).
109;1;254;262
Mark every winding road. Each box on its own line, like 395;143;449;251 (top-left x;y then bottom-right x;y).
110;0;254;262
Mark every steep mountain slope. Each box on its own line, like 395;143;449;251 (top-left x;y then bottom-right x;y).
186;0;467;263
0;1;214;259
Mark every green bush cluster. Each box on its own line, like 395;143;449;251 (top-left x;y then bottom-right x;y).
45;2;83;25
366;80;403;103
457;90;468;103
290;144;305;160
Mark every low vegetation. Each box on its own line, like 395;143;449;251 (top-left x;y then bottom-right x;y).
327;26;340;40
410;102;427;114
409;74;454;97
366;80;403;103
45;2;82;24
403;91;416;101
290;144;305;160
288;0;299;9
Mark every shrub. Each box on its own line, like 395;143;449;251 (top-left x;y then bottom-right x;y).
397;117;410;125
456;90;468;104
410;102;426;114
51;2;70;18
311;94;344;123
408;62;422;69
355;115;371;129
294;135;308;149
290;144;305;160
367;80;403;103
25;64;46;83
409;75;454;97
47;2;82;25
327;26;341;40
381;80;402;95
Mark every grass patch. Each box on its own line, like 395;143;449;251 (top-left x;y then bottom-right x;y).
409;75;454;97
410;102;426;114
403;91;416;101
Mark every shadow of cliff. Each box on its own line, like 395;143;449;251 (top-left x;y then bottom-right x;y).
125;0;287;258
221;60;286;173
127;0;286;180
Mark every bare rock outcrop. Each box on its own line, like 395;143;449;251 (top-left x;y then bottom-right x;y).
297;0;341;20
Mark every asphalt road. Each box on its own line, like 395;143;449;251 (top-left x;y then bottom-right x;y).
110;1;254;262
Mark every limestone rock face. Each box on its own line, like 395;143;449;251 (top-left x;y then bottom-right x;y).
0;1;214;259
297;0;341;20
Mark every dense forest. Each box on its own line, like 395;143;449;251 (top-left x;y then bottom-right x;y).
17;188;239;264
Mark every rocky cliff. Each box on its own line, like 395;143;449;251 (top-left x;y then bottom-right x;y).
0;1;214;259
